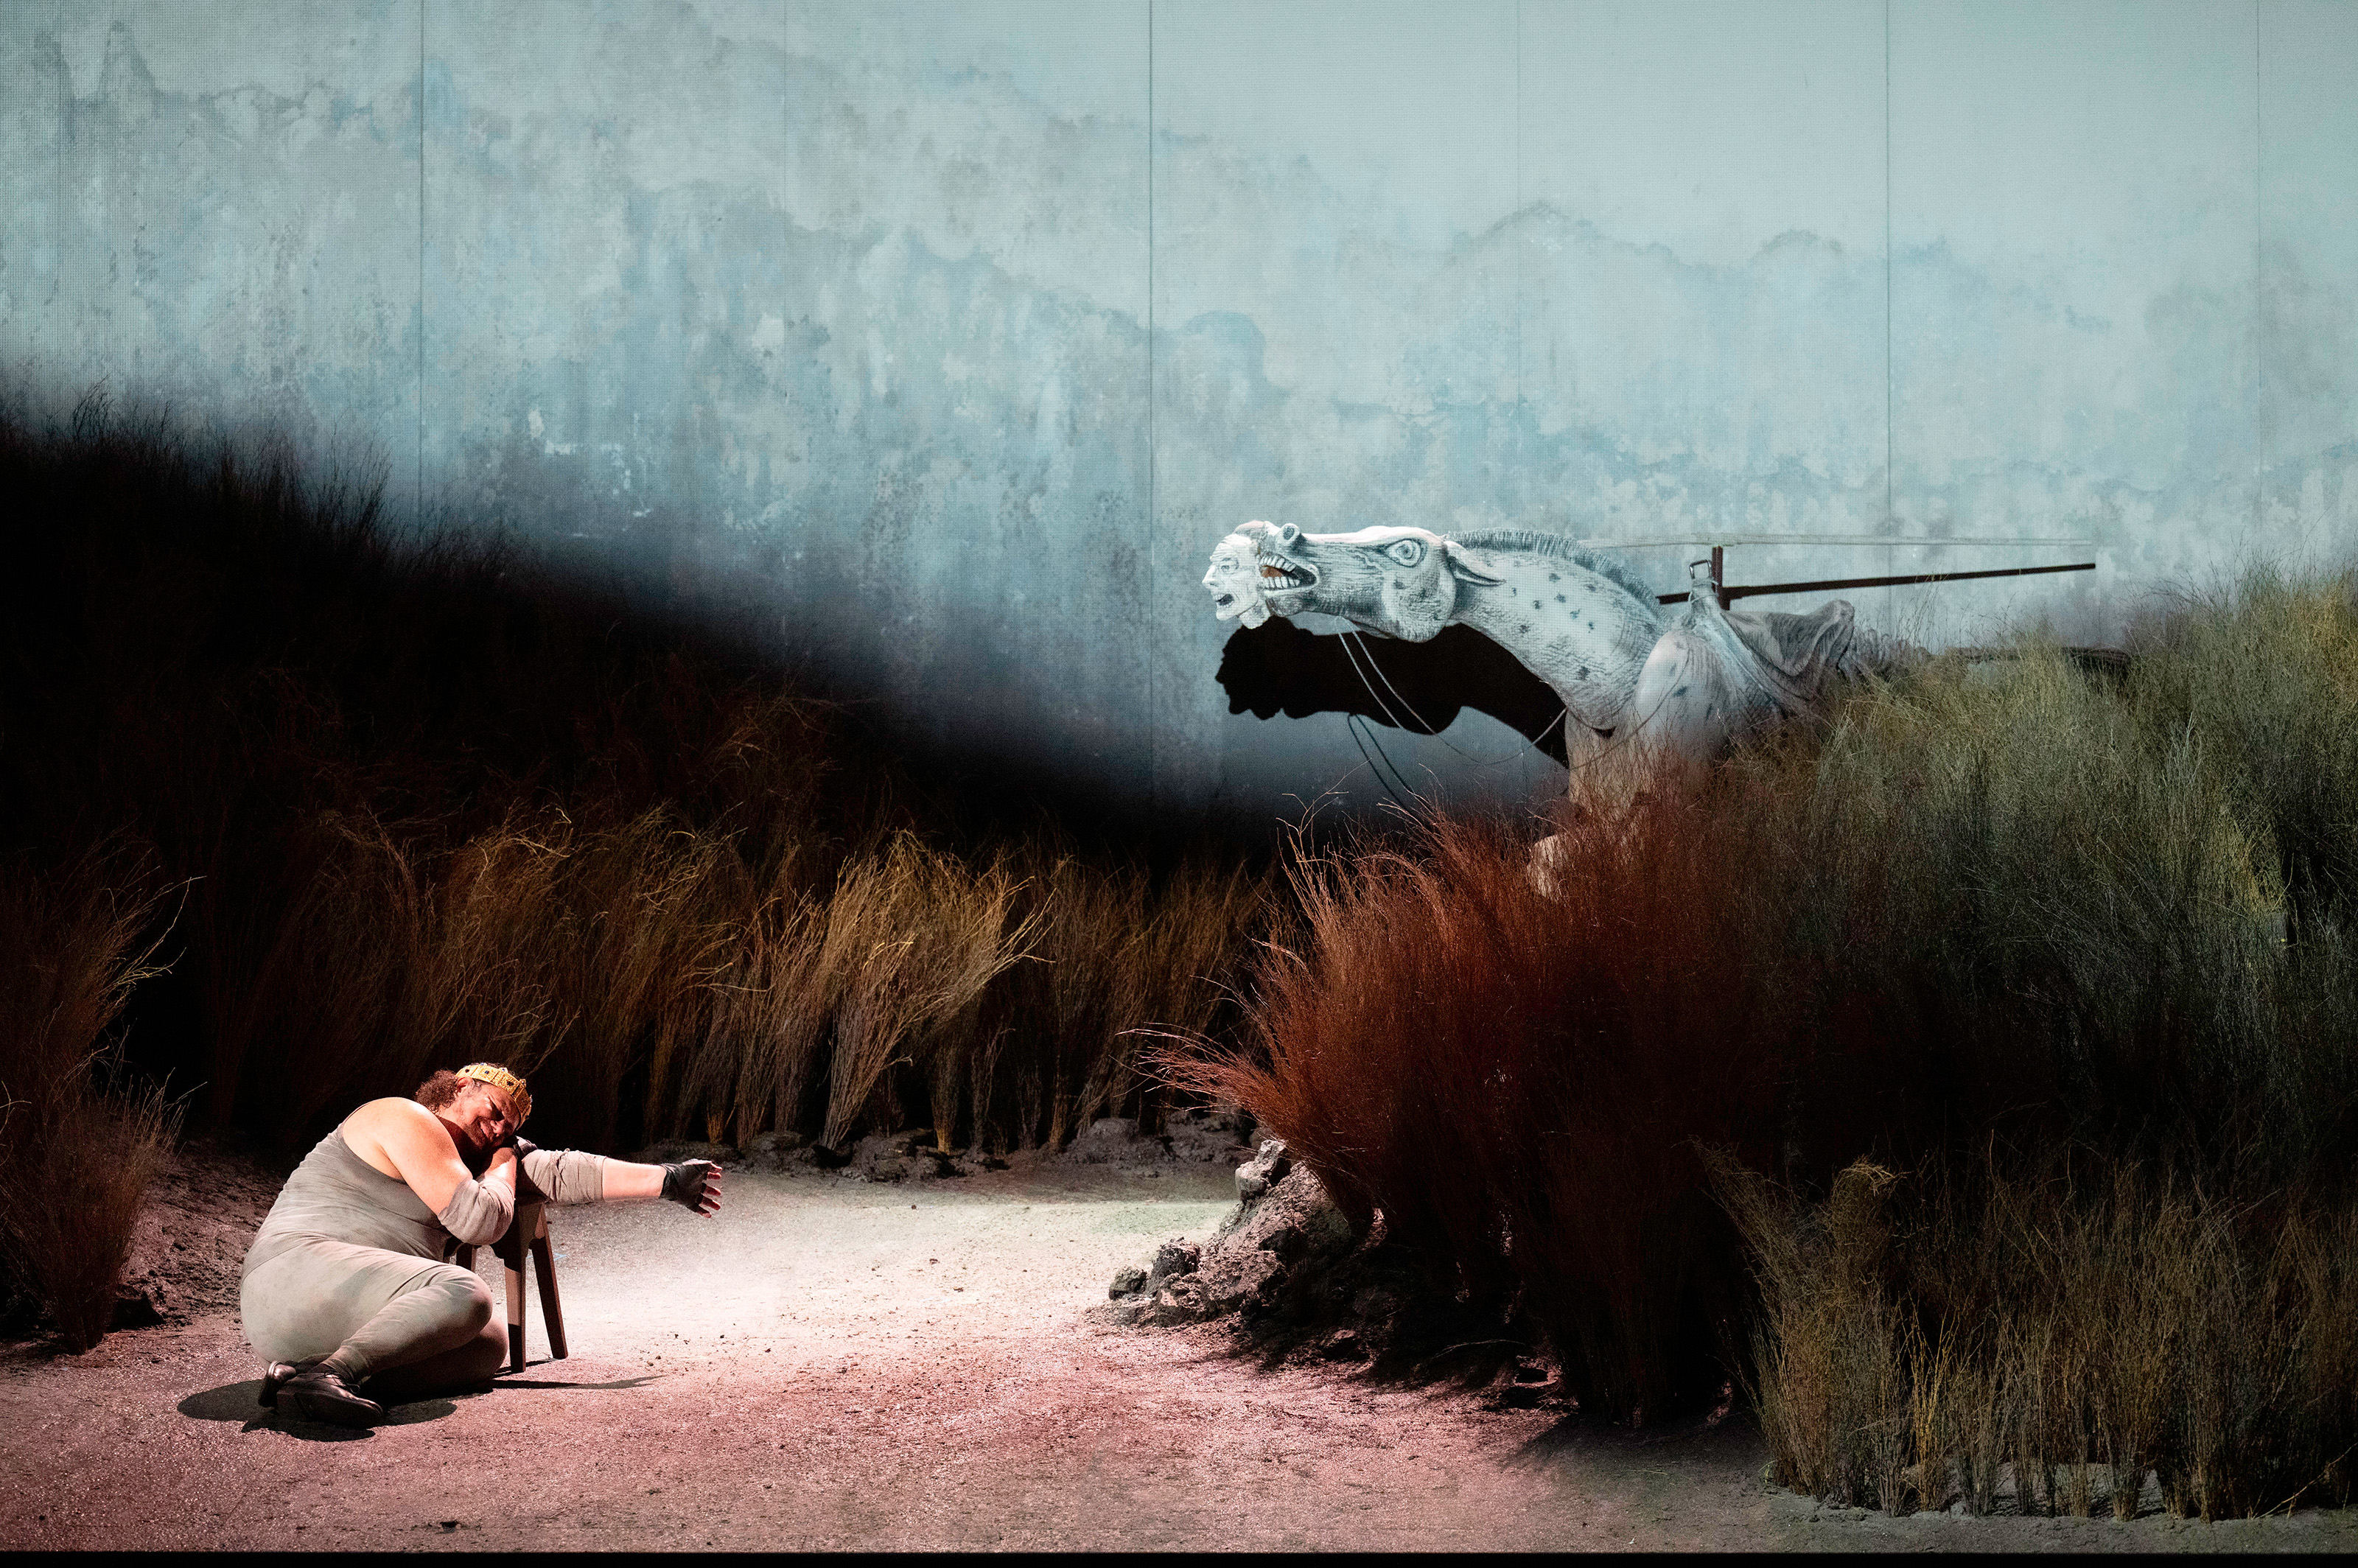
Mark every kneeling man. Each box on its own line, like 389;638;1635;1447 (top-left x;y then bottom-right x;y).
240;1062;721;1426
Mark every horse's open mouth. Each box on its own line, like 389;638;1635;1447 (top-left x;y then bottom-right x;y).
1258;559;1316;592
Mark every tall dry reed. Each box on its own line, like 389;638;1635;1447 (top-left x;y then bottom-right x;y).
819;835;1037;1151
0;850;182;1351
1713;1150;2358;1518
1105;857;1271;1133
983;843;1271;1153
679;839;827;1144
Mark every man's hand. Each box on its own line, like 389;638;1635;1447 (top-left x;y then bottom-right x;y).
504;1135;540;1159
660;1159;723;1217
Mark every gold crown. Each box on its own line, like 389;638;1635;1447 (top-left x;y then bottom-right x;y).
455;1063;531;1124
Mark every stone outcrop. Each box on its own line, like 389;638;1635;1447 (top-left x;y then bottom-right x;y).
1233;1137;1290;1200
1099;1135;1539;1377
1102;1138;1357;1330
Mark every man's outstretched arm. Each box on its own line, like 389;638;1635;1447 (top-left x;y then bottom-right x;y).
520;1144;723;1214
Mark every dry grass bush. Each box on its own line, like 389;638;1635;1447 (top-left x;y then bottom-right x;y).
2133;569;2358;909
1111;858;1271;1133
1713;1150;2358;1519
1175;781;1786;1423
1706;1156;1912;1508
0;851;182;1351
517;809;745;1152
982;843;1271;1154
1698;572;2358;1511
1012;847;1150;1150
189;802;744;1152
1749;638;2308;1165
678;840;826;1146
819;835;1038;1150
211;813;559;1135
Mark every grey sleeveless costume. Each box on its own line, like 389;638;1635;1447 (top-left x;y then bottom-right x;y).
240;1127;609;1395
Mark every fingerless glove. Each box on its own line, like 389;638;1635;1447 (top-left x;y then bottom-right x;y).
661;1158;718;1213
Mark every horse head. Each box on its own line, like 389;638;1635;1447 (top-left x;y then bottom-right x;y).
1203;522;1507;641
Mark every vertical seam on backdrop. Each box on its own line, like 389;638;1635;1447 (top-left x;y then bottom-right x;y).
793;0;797;592
1883;0;1893;535
419;0;427;531
56;8;63;322
1146;0;1156;808
1516;7;1539;783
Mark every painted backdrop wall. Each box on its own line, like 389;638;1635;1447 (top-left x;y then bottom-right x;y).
3;1;2353;822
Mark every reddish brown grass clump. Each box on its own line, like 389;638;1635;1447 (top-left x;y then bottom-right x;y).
1176;778;1785;1423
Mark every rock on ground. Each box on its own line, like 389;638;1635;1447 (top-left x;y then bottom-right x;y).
1102;1138;1364;1337
1098;1138;1554;1385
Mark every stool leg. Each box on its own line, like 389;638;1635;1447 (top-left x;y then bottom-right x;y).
528;1211;568;1362
496;1224;528;1373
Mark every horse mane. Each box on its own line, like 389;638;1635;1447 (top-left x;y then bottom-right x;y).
1450;528;1662;612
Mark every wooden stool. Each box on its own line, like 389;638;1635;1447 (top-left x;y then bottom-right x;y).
454;1180;567;1373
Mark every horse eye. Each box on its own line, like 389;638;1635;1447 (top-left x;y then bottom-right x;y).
1387;539;1424;565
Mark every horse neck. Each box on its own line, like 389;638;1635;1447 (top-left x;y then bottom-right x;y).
1442;546;1665;716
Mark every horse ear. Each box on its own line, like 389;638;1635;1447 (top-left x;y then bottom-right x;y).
1443;542;1505;585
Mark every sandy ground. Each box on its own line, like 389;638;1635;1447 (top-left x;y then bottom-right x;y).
4;1157;2356;1553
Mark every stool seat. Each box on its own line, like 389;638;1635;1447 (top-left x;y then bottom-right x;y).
453;1182;567;1373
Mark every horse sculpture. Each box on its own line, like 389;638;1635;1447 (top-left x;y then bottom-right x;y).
1201;520;1921;783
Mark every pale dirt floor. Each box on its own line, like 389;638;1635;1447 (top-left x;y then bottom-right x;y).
3;1158;2355;1553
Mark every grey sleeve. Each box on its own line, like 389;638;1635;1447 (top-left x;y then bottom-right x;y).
522;1148;613;1205
435;1175;515;1245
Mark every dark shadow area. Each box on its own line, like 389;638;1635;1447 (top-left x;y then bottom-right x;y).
175;1381;273;1423
1217;620;1575;766
0;390;1279;1168
0;390;1226;864
377;1397;458;1427
178;1379;453;1438
1507;1401;1759;1469
244;1418;372;1443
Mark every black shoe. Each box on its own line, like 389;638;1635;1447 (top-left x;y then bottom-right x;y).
277;1363;386;1427
258;1361;300;1408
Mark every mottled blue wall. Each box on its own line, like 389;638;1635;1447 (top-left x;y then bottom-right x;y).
3;1;2353;820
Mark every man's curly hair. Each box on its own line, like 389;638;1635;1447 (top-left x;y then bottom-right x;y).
415;1068;514;1113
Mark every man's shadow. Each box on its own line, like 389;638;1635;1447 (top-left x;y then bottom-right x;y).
1217;621;1575;765
177;1370;659;1442
176;1379;455;1442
